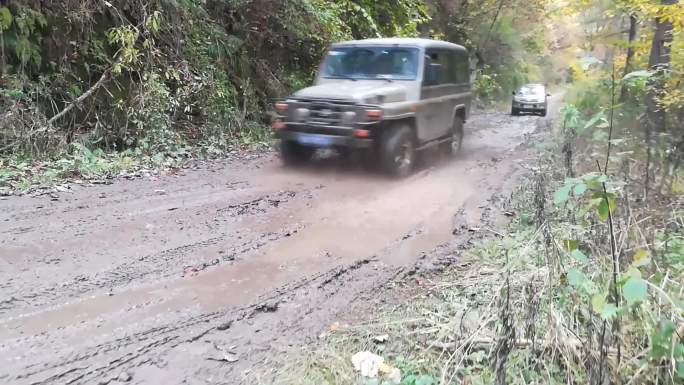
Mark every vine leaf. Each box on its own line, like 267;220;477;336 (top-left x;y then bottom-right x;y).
623;277;648;305
632;249;650;267
571;249;588;263
592;293;607;313
595;192;616;221
554;183;572;205
600;303;618;320
573;182;587;195
564;239;578;252
567;268;586;288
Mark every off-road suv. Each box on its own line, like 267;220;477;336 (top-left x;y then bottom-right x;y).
511;83;550;116
271;38;472;177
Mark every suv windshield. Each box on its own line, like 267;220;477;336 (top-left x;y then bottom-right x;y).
321;46;420;81
516;85;544;97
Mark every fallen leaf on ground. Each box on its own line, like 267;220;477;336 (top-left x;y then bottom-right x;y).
207;344;239;363
207;352;239;363
378;362;401;383
328;321;341;332
373;334;389;343
351;351;383;378
352;352;401;383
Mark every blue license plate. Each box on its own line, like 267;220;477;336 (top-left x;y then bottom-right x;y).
296;134;333;147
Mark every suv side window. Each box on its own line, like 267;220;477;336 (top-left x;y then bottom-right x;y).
452;50;470;84
424;49;451;85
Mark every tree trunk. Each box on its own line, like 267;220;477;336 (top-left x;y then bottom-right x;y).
619;13;638;101
643;0;678;196
648;1;677;69
475;0;506;69
645;0;677;133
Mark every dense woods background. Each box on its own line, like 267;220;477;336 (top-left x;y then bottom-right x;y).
0;0;551;159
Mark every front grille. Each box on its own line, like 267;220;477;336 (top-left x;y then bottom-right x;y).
291;99;358;126
309;102;344;125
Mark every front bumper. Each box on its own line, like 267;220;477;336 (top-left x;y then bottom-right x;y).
513;102;546;111
275;128;374;149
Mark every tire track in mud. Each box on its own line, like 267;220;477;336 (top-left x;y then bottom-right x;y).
12;257;382;385
24;170;522;385
2;180;251;235
0;190;308;316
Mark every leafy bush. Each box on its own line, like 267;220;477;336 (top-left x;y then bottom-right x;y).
0;0;428;159
473;68;503;104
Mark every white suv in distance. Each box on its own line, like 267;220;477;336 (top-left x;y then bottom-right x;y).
511;84;549;117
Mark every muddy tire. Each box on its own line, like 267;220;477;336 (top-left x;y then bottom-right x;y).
442;115;464;157
380;124;415;178
280;140;315;165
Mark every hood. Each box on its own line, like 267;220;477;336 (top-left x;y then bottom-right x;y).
294;80;407;104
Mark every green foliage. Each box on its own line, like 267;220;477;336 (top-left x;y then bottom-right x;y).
0;7;12;30
0;5;46;72
0;0;434;162
0;143;185;193
622;276;647;305
107;25;141;72
401;374;436;385
472;68;503;104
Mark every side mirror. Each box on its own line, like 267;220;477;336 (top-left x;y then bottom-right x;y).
512;91;516;95
546;93;551;97
425;63;442;86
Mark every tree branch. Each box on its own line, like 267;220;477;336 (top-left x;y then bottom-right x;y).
48;69;112;126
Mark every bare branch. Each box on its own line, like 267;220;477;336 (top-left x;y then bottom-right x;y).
47;69;112;126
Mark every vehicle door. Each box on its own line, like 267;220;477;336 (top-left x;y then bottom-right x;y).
417;49;450;142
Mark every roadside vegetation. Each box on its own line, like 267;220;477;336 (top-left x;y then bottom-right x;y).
273;1;684;384
0;0;550;194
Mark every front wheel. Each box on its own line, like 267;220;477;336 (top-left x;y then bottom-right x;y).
280;140;315;166
511;107;519;116
380;124;415;178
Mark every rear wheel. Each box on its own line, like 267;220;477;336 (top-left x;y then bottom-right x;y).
380;124;415;178
280;140;315;166
442;116;464;157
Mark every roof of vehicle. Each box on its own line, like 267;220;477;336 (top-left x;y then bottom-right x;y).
520;83;545;88
331;38;467;52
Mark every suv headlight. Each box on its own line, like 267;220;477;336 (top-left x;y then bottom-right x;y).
294;108;310;122
341;111;357;125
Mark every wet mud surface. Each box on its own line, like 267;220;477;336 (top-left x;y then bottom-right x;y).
0;105;557;384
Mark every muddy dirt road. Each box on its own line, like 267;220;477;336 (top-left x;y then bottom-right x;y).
0;105;556;384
